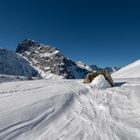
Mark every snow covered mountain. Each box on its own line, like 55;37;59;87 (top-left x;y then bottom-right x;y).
16;39;88;79
0;38;119;80
112;59;140;78
0;48;38;77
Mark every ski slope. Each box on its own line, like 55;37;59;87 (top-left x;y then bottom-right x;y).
112;59;140;78
0;78;140;140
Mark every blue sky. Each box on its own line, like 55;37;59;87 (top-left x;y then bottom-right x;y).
0;0;140;67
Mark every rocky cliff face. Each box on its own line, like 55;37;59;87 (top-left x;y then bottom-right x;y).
16;39;88;79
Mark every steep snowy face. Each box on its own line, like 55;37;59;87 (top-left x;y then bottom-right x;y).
112;59;140;78
0;48;38;77
16;39;88;79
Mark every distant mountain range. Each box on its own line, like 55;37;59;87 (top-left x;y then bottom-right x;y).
76;61;120;73
0;39;120;79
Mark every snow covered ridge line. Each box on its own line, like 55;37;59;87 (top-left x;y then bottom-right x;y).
112;59;140;78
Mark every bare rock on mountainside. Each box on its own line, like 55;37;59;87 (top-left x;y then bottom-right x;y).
16;39;88;79
84;70;115;87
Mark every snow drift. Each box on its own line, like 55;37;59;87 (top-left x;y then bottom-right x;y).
0;78;140;140
90;75;111;89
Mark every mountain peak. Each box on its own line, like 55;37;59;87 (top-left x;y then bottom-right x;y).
16;39;88;79
20;38;39;45
16;38;42;53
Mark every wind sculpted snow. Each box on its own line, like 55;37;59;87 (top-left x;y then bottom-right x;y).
0;78;140;140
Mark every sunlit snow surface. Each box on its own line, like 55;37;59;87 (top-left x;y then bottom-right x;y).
0;78;140;140
90;75;111;89
112;59;140;78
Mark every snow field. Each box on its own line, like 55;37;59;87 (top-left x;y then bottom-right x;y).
0;77;140;140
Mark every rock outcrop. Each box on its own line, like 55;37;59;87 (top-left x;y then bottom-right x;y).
83;70;115;87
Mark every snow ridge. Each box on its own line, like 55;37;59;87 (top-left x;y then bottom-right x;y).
112;59;140;78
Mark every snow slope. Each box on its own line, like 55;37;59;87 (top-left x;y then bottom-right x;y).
0;48;39;77
0;78;140;140
112;59;140;78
